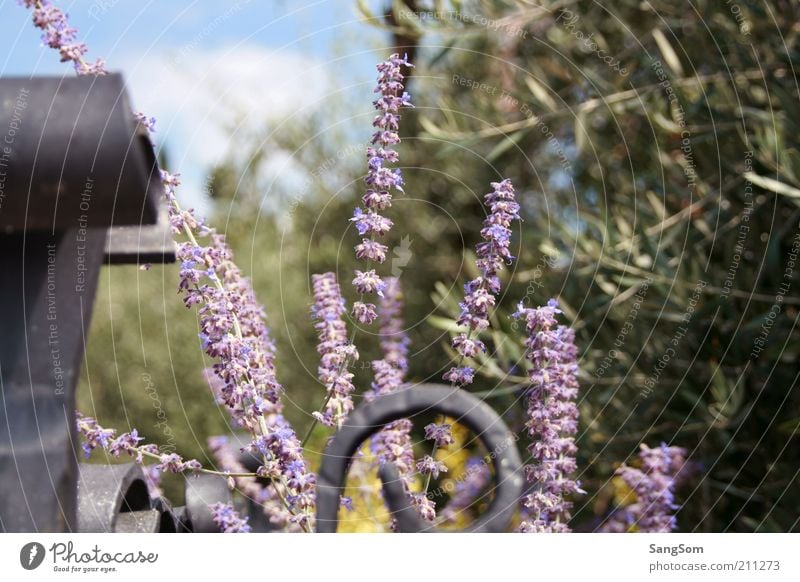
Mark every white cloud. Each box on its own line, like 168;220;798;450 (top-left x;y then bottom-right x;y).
117;44;329;214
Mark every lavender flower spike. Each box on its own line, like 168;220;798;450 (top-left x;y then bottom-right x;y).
606;443;687;532
21;0;107;75
367;278;415;491
311;272;358;427
166;170;316;528
350;54;413;325
210;502;251;533
208;436;296;530
445;179;520;386
514;299;582;533
368;277;409;399
75;413;200;470
439;457;492;524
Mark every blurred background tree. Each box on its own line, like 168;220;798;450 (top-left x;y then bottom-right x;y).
79;0;799;531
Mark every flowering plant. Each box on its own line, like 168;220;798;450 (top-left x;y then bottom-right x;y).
20;0;689;533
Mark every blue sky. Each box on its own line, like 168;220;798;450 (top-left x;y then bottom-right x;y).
0;0;388;211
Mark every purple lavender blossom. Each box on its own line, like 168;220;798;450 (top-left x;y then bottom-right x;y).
353;269;386;295
367;277;409;399
362;278;418;507
210;502;251;533
354;238;388;262
604;443;687;533
75;413;206;476
445;179;520;386
350;54;413;325
311;273;358;428
410;493;436;523
134;112;157;133
514;299;582;533
155;453;202;474
452;335;486;358
370;418;415;485
107;429;143;458
416;455;448;480
21;0;107;75
351;301;379;325
208;436;297;530
424;422;455;448
27;0;327;532
442;366;475;386
75;413;115;459
164;170;315;528
439;457;492;524
143;464;163;499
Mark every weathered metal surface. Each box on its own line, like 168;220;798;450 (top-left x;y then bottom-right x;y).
185;473;232;533
0;74;160;232
316;384;524;533
0;228;106;532
76;463;151;532
172;505;193;532
76;464;221;533
104;198;175;265
151;496;178;533
114;510;160;533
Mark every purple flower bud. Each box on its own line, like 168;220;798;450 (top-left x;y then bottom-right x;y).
452;333;486;358
424;423;455;448
352;301;379;324
443;366;475;386
108;429;143;457
355;238;388;262
362;190;393;210
156;453;186;473
350;208;393;236
210;502;251;533
134;111;157;133
410;493;436;522
416;455;448;479
352;269;386;295
75;412;119;458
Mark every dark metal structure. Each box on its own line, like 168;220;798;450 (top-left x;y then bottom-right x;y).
0;74;175;532
316;384;524;533
76;463;232;533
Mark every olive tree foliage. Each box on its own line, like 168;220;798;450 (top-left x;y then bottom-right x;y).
354;0;799;531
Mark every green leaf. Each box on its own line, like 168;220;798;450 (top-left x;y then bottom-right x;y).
745;171;800;200
392;0;423;33
487;130;526;163
426;315;462;333
428;41;456;68
356;0;377;22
